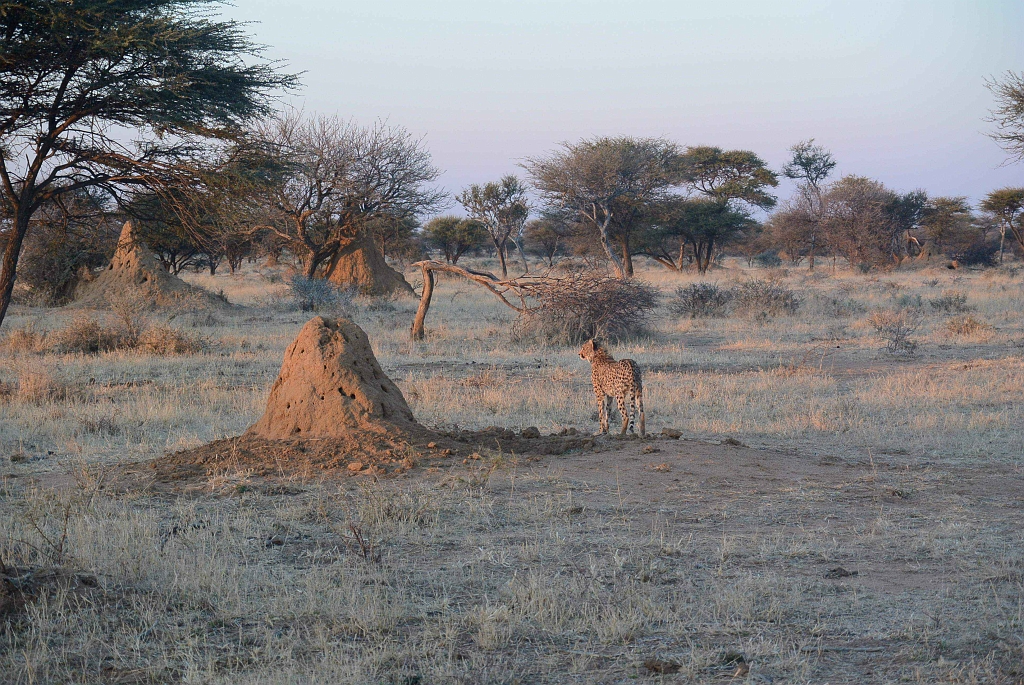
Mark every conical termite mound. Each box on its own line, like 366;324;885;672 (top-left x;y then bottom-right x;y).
74;220;229;309
246;316;419;440
150;316;442;482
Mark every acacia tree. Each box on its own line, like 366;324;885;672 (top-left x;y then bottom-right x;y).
524;137;681;280
981;188;1024;261
125;142;272;275
423;215;488;264
457;176;530;279
641;197;755;274
524;217;571;267
0;0;294;329
675;146;777;273
780;139;836;270
919;196;974;257
254;112;445;294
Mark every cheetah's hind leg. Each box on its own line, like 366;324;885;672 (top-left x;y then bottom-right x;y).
618;394;630;435
638;383;645;438
596;393;611;435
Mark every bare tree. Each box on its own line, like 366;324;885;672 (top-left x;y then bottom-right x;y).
524;137;681;279
820;176;894;269
986;71;1024;164
457;176;530;279
254;112;446;294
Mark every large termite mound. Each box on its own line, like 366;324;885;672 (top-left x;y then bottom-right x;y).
247;316;417;439
150;316;439;482
326;231;414;296
75;221;228;308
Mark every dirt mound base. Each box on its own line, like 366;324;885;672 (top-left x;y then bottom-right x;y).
150;427;600;484
75;221;228;309
150;432;437;482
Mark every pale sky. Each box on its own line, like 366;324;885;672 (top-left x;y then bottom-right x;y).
224;0;1024;207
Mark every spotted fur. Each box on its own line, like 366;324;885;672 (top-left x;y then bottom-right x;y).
578;339;645;437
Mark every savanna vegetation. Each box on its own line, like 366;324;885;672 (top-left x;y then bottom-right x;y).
2;2;1024;683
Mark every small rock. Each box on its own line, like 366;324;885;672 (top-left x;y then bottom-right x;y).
823;567;858;579
347;461;364;472
267;535;285;547
642;445;661;454
661;428;682;439
721;437;747;447
521;427;540;439
427;441;437;448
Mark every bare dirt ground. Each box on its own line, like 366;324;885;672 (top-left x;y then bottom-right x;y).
2;259;1023;683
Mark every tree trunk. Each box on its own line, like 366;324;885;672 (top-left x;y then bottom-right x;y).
696;239;715;275
596;224;626;280
326;229;414;295
410;264;435;340
512;237;529;274
494;239;508;279
301;253;318;278
619;236;634;277
808;234;816;272
0;211;30;330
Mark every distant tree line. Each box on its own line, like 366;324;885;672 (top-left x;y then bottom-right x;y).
1;0;1024;330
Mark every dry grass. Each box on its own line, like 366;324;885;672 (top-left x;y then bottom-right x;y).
1;256;1023;683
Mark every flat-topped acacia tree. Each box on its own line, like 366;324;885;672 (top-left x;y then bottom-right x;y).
0;0;295;329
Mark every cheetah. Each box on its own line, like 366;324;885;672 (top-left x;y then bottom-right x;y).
578;339;645;437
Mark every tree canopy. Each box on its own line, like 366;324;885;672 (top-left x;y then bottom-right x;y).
457;175;530;279
524;137;682;279
981;187;1024;260
0;0;296;327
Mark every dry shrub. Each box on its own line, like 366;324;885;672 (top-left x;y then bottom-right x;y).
514;273;658;344
945;315;991;338
137;325;206;355
732;279;799;319
15;362;63;404
668;283;732;318
929;289;972;314
47;314;124;354
1;323;47;355
868;309;920;355
106;290;149;344
288;275;354;313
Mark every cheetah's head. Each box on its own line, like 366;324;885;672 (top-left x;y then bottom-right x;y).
579;339;601;361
